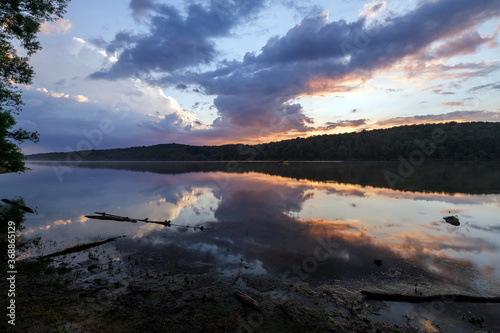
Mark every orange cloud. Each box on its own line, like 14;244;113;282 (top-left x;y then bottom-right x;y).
442;101;473;107
39;19;72;35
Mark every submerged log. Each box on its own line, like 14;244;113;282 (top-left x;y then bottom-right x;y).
361;291;500;303
35;235;127;259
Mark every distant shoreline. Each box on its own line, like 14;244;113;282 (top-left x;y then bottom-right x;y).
24;122;500;162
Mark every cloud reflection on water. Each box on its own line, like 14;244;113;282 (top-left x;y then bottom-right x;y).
2;162;499;295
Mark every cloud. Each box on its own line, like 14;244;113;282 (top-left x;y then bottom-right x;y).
442;101;472;107
468;81;500;92
90;0;265;79
36;88;89;103
21;0;500;152
175;0;500;137
39;19;72;35
86;0;500;143
129;0;156;21
359;1;387;19
432;89;455;95
144;109;206;137
323;119;368;130
419;30;499;61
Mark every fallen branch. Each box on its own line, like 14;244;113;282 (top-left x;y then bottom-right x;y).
35;235;127;259
361;291;500;303
86;212;170;226
232;253;244;285
86;212;208;230
86;214;137;223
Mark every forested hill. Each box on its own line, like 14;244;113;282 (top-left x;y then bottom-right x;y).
26;122;500;161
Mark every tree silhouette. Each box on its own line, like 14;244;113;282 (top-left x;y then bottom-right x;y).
1;0;70;172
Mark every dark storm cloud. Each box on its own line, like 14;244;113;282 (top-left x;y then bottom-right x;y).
90;0;265;80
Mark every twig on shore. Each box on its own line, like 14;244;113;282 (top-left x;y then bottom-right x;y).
234;291;260;310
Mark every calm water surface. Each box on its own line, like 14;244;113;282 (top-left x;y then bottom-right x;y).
1;160;499;329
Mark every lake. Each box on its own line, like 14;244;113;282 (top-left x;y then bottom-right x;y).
2;160;500;331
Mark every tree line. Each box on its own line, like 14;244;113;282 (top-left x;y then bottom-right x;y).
26;122;500;162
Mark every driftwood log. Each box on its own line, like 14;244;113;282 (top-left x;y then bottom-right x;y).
361;291;500;303
234;291;260;310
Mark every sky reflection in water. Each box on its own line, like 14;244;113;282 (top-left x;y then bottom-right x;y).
2;161;499;296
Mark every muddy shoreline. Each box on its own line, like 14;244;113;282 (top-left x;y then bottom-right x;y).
4;258;409;333
4;253;497;333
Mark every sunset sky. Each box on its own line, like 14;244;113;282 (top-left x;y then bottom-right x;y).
19;0;500;154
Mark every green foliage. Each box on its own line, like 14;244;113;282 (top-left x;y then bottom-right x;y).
1;0;70;172
27;122;500;162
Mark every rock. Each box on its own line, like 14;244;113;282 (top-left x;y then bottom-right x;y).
443;216;460;226
374;259;383;267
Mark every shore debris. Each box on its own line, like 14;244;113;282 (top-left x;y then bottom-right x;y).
361;291;500;303
232;254;244;285
1;198;35;213
33;235;127;260
234;291;260;310
443;215;460;226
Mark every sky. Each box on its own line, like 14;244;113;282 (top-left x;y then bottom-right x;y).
17;0;500;154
